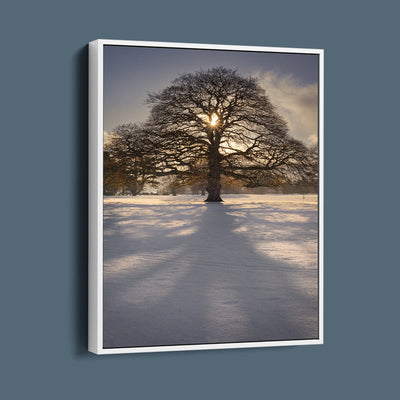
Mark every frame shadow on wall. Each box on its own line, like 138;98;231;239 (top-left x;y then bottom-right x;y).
74;44;89;355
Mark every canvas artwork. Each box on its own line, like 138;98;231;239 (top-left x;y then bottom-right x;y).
89;40;323;354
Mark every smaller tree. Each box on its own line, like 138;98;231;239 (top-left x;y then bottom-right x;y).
104;124;158;196
103;150;125;195
164;176;183;196
176;158;208;195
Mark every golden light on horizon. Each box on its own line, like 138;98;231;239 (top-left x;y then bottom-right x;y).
210;114;218;126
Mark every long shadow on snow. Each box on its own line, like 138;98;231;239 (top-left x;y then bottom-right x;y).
103;203;205;266
103;203;318;348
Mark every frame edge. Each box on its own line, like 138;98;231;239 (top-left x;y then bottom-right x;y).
88;40;103;354
88;39;324;354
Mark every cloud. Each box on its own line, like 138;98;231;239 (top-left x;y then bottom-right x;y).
256;71;319;146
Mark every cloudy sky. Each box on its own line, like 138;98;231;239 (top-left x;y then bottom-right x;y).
103;44;320;146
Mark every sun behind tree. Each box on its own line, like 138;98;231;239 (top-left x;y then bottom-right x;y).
146;67;315;202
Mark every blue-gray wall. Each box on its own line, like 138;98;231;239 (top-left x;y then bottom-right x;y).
1;1;399;398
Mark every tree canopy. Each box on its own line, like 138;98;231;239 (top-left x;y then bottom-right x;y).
104;124;158;195
145;67;315;201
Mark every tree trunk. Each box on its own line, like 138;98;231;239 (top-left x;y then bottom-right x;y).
205;145;223;202
129;181;138;196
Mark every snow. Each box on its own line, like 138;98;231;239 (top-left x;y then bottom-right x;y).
103;194;319;348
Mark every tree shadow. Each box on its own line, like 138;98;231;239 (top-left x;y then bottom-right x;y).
103;202;319;349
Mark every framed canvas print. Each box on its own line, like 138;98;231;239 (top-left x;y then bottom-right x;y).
89;39;324;354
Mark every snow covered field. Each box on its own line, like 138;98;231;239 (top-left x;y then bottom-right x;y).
103;194;319;348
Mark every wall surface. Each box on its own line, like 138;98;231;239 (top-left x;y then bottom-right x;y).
1;1;399;399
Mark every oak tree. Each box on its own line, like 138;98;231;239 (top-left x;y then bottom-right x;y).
147;67;314;202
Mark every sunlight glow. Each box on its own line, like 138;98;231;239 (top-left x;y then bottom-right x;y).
210;114;218;126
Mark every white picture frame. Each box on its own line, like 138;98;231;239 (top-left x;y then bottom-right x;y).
89;39;324;355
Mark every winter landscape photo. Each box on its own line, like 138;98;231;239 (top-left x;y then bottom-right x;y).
100;42;322;351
